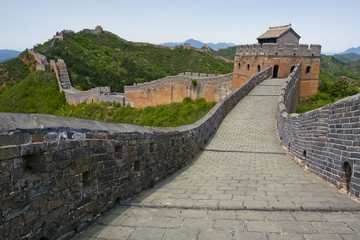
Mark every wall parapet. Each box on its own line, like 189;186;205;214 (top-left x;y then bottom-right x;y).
0;67;271;240
277;64;360;199
236;43;321;57
125;73;233;91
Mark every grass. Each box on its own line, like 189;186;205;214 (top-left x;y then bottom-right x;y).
55;97;216;127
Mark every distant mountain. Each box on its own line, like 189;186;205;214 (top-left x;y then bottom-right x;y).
343;46;360;55
0;50;21;62
161;39;235;51
333;53;360;63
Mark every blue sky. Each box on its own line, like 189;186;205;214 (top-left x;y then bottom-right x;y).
1;0;359;53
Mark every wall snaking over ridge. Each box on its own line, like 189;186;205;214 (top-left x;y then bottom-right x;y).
0;67;272;240
277;64;360;199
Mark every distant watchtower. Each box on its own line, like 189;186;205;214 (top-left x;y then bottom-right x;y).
232;24;321;97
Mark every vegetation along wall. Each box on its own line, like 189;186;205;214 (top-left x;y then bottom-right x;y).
277;63;360;199
0;67;271;240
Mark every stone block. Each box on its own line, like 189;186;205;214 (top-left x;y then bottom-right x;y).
0;146;20;160
20;143;44;156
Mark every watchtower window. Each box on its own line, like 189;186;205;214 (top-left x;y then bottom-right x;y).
342;161;352;192
306;66;311;74
238;63;241;69
247;64;250;71
290;66;295;73
257;65;261;72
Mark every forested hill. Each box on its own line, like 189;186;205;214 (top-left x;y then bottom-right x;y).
35;31;233;92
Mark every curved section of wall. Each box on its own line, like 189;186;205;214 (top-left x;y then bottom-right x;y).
0;67;271;240
277;64;360;199
124;73;233;108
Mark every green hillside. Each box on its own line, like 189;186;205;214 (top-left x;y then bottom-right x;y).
0;30;228;126
35;31;233;92
211;46;237;60
333;53;360;63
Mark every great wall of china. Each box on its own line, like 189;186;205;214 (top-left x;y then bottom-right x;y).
1;25;359;239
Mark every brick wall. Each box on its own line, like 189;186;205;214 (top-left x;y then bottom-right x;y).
277;64;360;199
0;67;271;240
124;73;233;108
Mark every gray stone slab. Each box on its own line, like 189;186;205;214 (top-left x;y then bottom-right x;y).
129;228;166;240
213;219;245;231
162;229;199;240
198;229;233;240
181;218;213;229
234;232;268;240
278;221;317;234
311;222;355;234
96;226;135;239
247;221;280;233
303;234;343;240
267;233;304;240
149;217;183;228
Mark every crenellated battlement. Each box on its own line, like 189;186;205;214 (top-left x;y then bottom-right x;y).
235;43;321;57
124;73;232;92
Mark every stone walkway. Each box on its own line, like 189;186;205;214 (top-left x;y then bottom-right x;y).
79;79;360;240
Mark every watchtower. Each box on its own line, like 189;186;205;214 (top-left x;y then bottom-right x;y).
232;24;321;97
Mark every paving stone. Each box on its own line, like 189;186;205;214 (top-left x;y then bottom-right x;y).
322;212;359;222
303;233;343;240
129;227;166;240
264;212;296;221
278;221;317;234
346;222;360;232
247;221;280;233
149;217;183;228
198;229;233;240
96;226;134;239
179;209;208;218
292;212;325;222
234;231;268;240
162;229;199;240
120;216;154;227
154;208;180;218
181;218;213;229
340;233;360;240
213;219;245;231
267;233;304;240
237;211;265;221
311;222;355;234
208;210;237;220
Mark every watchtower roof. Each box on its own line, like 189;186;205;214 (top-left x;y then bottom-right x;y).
257;24;300;40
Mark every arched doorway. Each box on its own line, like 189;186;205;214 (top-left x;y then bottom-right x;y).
342;162;352;192
273;65;279;78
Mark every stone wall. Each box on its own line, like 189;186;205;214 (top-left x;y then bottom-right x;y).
28;50;49;71
235;43;321;57
277;64;360;199
124;73;233;108
0;67;271;240
50;59;126;106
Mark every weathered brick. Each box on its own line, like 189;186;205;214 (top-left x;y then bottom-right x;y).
0;146;20;160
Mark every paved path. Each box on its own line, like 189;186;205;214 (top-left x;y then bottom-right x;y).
79;78;360;240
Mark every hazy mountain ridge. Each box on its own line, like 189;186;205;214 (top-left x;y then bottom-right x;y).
333;52;360;63
0;50;21;62
343;46;360;55
161;39;235;51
